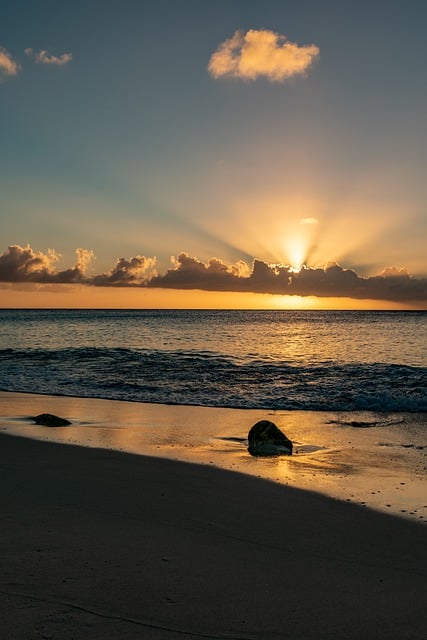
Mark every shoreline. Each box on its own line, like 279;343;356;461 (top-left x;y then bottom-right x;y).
1;390;426;525
1;385;426;412
1;431;426;639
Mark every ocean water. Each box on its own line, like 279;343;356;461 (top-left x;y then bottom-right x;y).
0;309;425;412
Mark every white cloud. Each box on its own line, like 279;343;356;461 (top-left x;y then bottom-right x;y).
75;248;95;273
379;266;410;278
25;48;72;66
0;47;20;80
208;29;319;82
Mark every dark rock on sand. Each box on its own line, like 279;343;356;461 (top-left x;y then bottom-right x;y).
32;413;72;427
248;420;292;456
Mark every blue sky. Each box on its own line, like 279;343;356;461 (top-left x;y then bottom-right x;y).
1;1;426;306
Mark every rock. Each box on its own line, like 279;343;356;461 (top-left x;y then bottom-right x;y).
32;413;72;427
248;420;292;457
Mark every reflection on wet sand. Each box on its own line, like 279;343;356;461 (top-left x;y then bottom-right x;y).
0;391;426;524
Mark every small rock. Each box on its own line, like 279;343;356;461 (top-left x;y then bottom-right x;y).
248;420;292;457
32;413;71;427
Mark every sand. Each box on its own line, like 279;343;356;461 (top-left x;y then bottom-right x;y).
1;391;426;523
0;392;426;639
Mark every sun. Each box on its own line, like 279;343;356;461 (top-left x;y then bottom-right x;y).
285;236;306;271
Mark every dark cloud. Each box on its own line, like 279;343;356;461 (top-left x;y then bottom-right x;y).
0;245;88;284
148;253;245;291
92;255;156;286
149;254;427;304
0;245;426;304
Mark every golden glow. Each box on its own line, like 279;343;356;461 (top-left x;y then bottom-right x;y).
118;110;427;286
277;295;313;308
0;283;421;310
162;158;424;277
285;235;307;270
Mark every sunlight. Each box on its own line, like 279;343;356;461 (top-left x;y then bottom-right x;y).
285;235;307;271
276;295;316;308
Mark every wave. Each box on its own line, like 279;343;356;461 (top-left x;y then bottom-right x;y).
0;347;426;412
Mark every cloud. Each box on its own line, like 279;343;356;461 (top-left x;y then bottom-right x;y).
208;29;319;82
300;218;318;225
25;48;72;66
55;248;94;283
0;245;425;304
92;255;157;286
149;254;427;303
75;248;95;272
379;266;410;278
149;253;249;291
0;245;60;281
0;245;89;283
0;47;20;80
0;46;72;81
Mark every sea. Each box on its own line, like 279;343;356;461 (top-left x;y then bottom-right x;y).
0;309;425;412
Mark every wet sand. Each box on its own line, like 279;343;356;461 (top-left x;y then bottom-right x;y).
0;392;426;638
1;391;426;523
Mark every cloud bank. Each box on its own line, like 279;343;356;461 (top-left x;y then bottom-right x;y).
0;47;20;80
25;48;72;66
208;29;319;82
149;254;426;303
1;245;425;305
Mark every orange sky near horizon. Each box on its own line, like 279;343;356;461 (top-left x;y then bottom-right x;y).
0;283;419;311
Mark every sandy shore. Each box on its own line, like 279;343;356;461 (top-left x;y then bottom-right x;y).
1;432;426;640
1;391;426;523
0;393;426;638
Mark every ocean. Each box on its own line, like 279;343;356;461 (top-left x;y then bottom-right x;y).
0;309;425;412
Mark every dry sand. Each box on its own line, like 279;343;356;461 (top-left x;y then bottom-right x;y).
0;393;426;639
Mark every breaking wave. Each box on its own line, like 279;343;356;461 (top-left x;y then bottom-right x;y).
0;347;425;412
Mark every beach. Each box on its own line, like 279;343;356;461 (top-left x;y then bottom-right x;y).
1;392;426;639
2;0;427;635
1;391;426;523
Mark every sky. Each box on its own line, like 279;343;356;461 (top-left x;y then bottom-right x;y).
1;0;426;309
